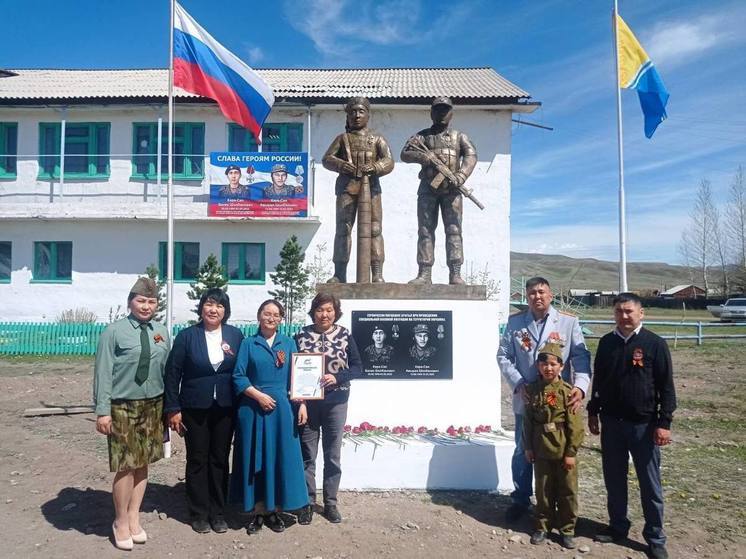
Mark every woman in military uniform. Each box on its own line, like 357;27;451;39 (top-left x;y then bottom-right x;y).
93;278;170;550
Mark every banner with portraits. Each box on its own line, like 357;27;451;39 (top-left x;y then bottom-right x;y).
208;151;308;218
351;310;453;380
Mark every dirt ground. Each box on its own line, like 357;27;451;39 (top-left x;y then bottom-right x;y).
0;344;744;559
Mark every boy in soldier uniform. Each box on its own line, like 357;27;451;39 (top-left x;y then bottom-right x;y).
523;341;584;549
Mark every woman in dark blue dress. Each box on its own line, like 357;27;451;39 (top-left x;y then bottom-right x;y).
230;299;308;533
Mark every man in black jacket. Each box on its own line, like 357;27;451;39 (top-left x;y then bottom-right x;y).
587;293;676;559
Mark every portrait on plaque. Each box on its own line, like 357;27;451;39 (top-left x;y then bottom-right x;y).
290;352;325;400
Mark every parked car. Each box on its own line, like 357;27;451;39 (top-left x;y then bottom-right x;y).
707;304;724;318
720;298;746;321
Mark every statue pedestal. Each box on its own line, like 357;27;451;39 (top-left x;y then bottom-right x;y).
313;283;512;491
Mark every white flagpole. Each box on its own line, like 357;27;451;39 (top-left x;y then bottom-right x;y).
613;0;629;292
167;0;175;334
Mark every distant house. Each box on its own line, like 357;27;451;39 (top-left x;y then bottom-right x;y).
660;284;706;298
567;289;619;307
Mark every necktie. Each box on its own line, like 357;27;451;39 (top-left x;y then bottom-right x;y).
135;323;150;385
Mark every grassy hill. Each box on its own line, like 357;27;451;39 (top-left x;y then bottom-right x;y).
510;252;696;292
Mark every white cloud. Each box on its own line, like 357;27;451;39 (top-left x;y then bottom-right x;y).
645;14;740;68
511;210;688;263
281;0;472;64
283;0;422;60
245;46;264;65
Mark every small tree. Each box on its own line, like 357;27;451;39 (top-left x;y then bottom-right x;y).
269;235;311;325
144;264;167;322
187;254;228;318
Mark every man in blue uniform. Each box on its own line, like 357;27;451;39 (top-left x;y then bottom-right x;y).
497;277;591;523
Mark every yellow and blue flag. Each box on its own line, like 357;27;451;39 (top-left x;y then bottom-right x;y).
616;14;669;138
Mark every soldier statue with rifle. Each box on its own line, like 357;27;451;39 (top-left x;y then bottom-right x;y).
322;97;395;283
401;96;481;285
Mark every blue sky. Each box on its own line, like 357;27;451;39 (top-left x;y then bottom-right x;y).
3;0;744;264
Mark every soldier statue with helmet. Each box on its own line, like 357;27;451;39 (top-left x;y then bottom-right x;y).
401;96;479;285
322;97;395;283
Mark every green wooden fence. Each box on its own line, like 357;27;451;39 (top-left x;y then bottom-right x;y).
0;322;304;356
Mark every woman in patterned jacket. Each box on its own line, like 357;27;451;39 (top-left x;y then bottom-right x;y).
294;292;362;524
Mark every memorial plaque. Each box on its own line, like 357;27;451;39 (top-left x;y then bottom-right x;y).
351;310;453;379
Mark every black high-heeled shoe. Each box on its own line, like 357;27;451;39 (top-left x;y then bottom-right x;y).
246;514;263;534
263;512;285;533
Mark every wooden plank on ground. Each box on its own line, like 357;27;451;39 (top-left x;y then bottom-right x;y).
23;405;95;417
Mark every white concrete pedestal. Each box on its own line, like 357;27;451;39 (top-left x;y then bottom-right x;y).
316;296;514;491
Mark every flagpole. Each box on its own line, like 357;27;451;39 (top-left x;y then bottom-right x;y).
613;0;629;292
167;0;175;334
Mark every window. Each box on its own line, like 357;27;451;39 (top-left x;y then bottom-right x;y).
133;122;205;179
33;241;72;282
158;242;200;281
38;122;110;178
0;242;10;282
0;123;17;178
222;243;265;284
228;123;303;152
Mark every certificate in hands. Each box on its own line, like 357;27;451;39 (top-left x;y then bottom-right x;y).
290;353;325;400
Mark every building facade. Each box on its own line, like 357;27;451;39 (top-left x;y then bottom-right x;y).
0;68;536;323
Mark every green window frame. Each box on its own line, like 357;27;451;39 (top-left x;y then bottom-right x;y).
38;122;110;178
158;242;200;281
33;241;72;283
0;123;18;178
222;243;265;284
228;123;303;152
132;122;205;180
0;242;10;283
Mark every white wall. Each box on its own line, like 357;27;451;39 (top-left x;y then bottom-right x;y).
0;103;513;324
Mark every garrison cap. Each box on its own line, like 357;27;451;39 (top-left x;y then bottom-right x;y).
224;165;241;174
271;163;288;174
538;341;563;361
130;277;158;299
432;96;453;107
413;323;430;335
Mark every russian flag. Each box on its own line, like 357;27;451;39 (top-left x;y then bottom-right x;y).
173;2;274;142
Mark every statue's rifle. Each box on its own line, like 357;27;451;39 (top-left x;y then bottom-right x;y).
407;137;485;210
343;132;372;282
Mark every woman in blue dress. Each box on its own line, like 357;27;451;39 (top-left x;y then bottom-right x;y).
230;299;308;533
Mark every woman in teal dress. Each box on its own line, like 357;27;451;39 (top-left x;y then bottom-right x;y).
230;299;308;533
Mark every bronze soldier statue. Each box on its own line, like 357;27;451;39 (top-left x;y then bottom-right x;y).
401;97;478;285
322;97;394;283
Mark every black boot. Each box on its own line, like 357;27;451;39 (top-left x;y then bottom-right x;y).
448;263;465;285
327;262;347;283
408;265;432;285
371;262;385;283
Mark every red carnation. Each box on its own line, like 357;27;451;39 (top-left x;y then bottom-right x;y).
392;426;402;434
417;426;427;434
343;425;352;433
352;426;361;434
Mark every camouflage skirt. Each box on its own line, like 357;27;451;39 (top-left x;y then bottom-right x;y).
108;396;164;472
